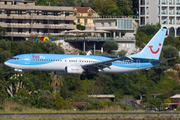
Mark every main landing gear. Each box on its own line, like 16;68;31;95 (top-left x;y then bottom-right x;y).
80;74;94;80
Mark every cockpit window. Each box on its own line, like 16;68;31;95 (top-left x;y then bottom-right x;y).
12;58;19;60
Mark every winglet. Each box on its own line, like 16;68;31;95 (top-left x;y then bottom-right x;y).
125;45;135;56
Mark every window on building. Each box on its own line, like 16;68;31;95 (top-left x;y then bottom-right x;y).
37;20;39;24
54;20;58;24
18;28;22;33
18;19;22;23
93;20;95;24
14;2;19;5
7;11;11;16
37;29;39;33
65;12;69;16
108;22;111;26
42;11;48;15
65;21;70;24
78;19;80;23
43;29;48;33
29;11;31;15
29;29;31;33
24;2;27;4
85;19;87;24
54;12;58;16
6;19;11;23
4;1;7;5
43;20;47;24
78;13;81;16
0;10;2;14
101;22;104;27
0;19;2;23
54;29;58;33
18;11;22;15
37;11;39;15
6;28;11;32
88;9;91;12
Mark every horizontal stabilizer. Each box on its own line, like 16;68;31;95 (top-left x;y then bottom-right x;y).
150;57;176;63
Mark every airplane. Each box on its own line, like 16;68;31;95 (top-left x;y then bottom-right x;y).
4;28;175;80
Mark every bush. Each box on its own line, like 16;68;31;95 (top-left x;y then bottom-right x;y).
53;94;66;110
0;105;5;111
10;106;22;112
39;95;55;109
177;106;180;111
77;105;85;111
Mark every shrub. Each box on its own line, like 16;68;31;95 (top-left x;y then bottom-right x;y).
53;94;66;110
39;95;55;109
77;105;85;111
177;107;180;111
0;105;5;111
10;106;22;112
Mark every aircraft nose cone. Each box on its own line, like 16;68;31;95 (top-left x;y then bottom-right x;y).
4;61;10;66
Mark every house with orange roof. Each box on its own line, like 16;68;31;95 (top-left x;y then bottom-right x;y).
73;7;99;28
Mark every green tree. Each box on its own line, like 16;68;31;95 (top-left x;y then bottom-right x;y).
164;33;177;47
103;41;118;53
35;0;59;6
118;50;127;56
162;45;179;66
91;0;103;15
136;23;161;48
101;0;118;15
0;26;6;39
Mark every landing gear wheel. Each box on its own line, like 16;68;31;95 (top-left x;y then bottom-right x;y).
80;75;86;80
20;73;23;76
87;74;93;80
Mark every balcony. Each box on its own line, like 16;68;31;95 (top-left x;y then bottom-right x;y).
0;23;76;29
64;37;136;42
0;14;76;20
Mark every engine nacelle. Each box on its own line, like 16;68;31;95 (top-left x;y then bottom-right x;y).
54;71;68;75
65;66;83;74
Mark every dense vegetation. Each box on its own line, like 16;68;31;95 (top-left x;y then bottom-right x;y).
0;25;180;110
0;0;179;111
34;0;138;16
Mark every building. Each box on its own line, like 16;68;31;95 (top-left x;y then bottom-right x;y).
170;94;180;109
88;95;115;102
73;7;98;28
139;0;180;36
94;17;137;51
0;0;76;40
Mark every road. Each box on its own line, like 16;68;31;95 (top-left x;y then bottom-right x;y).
0;112;180;116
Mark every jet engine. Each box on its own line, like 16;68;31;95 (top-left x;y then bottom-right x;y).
65;65;83;74
54;66;83;75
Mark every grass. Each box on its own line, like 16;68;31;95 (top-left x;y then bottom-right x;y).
0;115;180;120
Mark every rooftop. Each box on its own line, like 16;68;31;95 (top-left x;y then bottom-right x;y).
73;7;96;13
88;95;115;98
170;94;180;98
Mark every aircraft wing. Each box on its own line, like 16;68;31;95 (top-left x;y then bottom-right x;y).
150;57;176;63
81;56;128;73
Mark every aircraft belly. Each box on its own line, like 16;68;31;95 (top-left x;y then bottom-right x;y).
6;62;66;71
101;65;152;73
